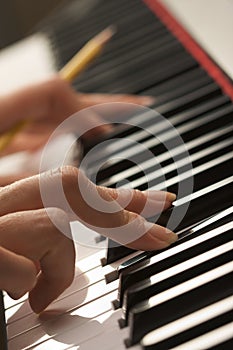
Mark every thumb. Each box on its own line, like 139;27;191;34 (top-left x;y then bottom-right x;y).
0;246;37;299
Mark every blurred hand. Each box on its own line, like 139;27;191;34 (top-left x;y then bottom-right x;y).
0;166;177;313
0;76;154;185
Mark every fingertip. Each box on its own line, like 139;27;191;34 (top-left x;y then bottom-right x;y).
164;229;178;244
146;229;178;251
143;222;178;247
140;96;156;106
167;192;177;202
30;301;46;315
149;224;178;244
142;190;176;203
125;224;178;252
29;288;51;315
140;198;173;217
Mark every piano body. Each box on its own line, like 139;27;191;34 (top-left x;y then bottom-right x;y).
1;0;233;349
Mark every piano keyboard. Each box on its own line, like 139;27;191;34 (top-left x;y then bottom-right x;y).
1;0;233;349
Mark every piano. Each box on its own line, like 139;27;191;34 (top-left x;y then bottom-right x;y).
1;0;233;349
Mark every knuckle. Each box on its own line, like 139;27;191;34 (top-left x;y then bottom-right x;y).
134;189;143;200
60;166;79;187
36;208;71;239
123;209;137;225
46;76;69;94
45;207;69;225
49;166;79;196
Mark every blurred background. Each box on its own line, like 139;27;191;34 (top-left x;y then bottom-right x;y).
0;0;64;49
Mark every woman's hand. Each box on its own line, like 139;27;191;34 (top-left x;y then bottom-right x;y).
0;77;153;186
0;77;153;154
0;208;75;314
0;166;177;313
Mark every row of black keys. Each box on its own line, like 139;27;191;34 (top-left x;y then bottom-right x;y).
107;207;233;348
43;0;199;94
86;82;233;347
83;77;233;264
41;1;233;348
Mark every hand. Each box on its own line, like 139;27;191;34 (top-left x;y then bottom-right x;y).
0;77;154;185
0;208;75;314
0;166;177;313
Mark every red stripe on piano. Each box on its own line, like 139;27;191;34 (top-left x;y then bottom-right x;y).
143;0;233;101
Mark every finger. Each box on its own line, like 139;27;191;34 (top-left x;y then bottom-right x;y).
0;167;175;222
76;94;155;132
0;246;37;299
0;208;75;313
0;172;35;186
75;93;156;140
0;132;51;156
78;92;155;108
0;166;177;250
0;77;79;133
123;219;178;251
105;188;176;217
74;108;113;140
0;172;34;186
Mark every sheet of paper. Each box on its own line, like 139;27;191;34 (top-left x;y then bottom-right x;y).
0;33;55;95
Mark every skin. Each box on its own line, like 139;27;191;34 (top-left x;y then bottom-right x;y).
0;77;177;313
0;77;154;160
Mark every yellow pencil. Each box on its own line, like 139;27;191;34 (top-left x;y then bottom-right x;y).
0;26;116;153
60;25;116;82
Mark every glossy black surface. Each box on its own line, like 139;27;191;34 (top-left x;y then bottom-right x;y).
122;237;232;323
126;272;233;346
118;222;232;306
142;310;233;349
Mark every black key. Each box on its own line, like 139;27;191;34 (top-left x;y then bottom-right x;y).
117;220;232;306
93;114;231;193
78;49;198;93
208;336;233;350
125;266;233;346
62;1;161;48
122;242;232;324
103;239;135;266
99;122;232;187
88;84;224;174
142;67;209;95
156;179;233;231
151;323;233;350
122;135;232;189
144;149;233;193
103;175;232;266
77;30;177;84
100;24;167;64
154;82;221;117
91;94;229;179
48;0;148;52
115;207;233;276
141;304;233;349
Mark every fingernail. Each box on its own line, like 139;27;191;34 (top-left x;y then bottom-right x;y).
143;190;176;202
164;229;178;244
145;221;178;245
167;192;177;202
